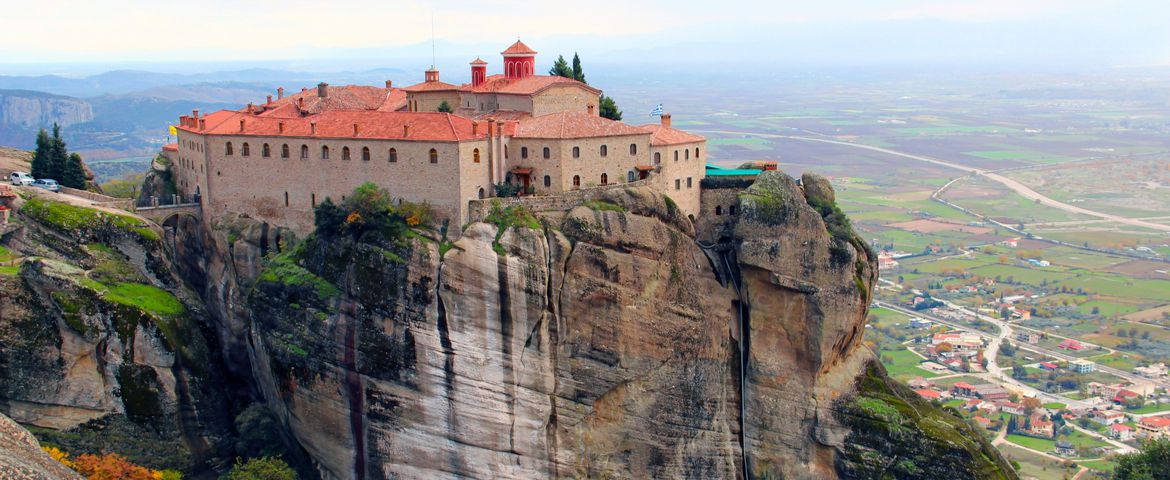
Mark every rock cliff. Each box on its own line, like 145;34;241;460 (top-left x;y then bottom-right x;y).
0;90;94;130
0;169;1016;479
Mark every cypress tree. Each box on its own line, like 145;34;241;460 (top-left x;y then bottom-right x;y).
61;153;87;189
31;128;51;178
599;94;622;121
437;100;452;113
571;53;585;83
48;123;68;181
549;55;572;78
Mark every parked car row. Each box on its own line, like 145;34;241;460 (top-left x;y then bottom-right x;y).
9;171;59;192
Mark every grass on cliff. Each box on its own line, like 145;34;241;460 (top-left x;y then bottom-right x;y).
257;250;341;303
22;196;159;242
80;278;185;318
484;200;541;256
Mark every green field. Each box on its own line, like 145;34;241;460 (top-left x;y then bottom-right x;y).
878;346;940;381
1127;402;1170;414
1006;434;1056;452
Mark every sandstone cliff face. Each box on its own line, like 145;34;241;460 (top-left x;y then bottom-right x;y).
0;194;233;473
0;91;93;129
0;412;82;480
224;172;1016;479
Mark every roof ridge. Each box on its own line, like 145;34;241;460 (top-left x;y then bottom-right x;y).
445;113;458;141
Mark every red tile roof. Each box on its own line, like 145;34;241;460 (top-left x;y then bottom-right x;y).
1141;417;1170;428
915;389;941;399
402;79;461;93
515;111;649;139
162;144;178;151
502;40;537;55
1111;423;1133;431
638;124;705;146
461;74;600;96
953;382;975;390
470;57;488;65
261;85;402;115
177;110;484;142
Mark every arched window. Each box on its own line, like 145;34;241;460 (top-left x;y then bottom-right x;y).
226;142;233;155
521;146;528;159
473;148;480;163
300;145;309;159
281;144;289;158
630;143;637;155
572;146;580;158
654;152;661;164
478;187;485;199
716;206;723;216
674;150;679;161
600;145;608;157
388;148;397;163
627;171;635;182
600;173;608;185
342;146;351;160
242;143;250;156
685;149;690;160
361;147;370;161
695;147;700;158
262;143;270;157
543;147;550;159
321;146;329;159
573;175;581;189
544;175;551;187
429;148;438;164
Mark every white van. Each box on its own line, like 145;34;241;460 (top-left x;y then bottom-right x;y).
10;172;34;185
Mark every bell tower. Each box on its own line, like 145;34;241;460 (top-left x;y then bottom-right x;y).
470;57;488;87
501;40;537;80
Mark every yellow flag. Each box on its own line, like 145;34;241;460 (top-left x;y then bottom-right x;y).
168;125;177;136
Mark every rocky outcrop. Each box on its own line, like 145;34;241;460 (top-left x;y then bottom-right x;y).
0;90;93;130
0;412;82;480
232;172;1015;479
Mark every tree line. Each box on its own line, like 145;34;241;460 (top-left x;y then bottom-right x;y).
549;53;623;121
31;123;88;189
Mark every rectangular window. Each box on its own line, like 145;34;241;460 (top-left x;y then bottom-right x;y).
687;177;693;188
284;192;289;207
675;179;681;190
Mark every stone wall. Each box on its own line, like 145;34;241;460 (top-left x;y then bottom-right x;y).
530;85;597;117
467;178;652;223
696;185;748;244
58;186;135;210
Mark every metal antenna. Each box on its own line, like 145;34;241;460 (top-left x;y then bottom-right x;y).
431;13;436;69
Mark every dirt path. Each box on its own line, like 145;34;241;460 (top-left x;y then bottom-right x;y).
695;130;1170;233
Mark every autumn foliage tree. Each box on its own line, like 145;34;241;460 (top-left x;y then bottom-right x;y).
43;447;181;480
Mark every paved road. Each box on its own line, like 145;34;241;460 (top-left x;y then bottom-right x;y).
695;130;1170;233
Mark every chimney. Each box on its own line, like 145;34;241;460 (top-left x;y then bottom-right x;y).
317;82;329;97
496;121;505;139
278;122;285;133
277;87;284;99
266;95;273;105
247;103;254;114
472;121;478;136
298;98;305;109
403;124;410;137
239;119;246;132
179;115;188;127
192;109;200;119
302;87;308;93
587;104;595;115
385;80;392;88
661;113;672;128
353;123;360;136
199;119;206;130
310;122;317;135
425;68;439;83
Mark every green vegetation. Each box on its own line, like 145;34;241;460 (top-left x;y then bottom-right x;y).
483;200;541;255
313;182;432;242
257;252;340;303
225;457;297;480
101;172;147;199
31;123;89;188
22;197;159;242
1112;438;1170;480
1005;434;1056;452
878;346;939;381
583;199;626;213
437;100;452;113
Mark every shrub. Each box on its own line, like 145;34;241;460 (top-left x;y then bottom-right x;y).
225;457;297;480
312;182;432;242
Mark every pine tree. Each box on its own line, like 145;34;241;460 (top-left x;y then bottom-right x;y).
61;153;87;189
571;53;586;83
549;55;572;78
599;94;622;121
47;123;68;181
437;100;452;113
31;128;51;179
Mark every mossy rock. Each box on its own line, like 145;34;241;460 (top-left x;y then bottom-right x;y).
834;361;1018;480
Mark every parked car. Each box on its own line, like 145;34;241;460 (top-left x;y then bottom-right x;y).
9;171;34;185
32;179;60;192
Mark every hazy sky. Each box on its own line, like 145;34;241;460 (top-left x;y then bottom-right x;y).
1;0;1168;69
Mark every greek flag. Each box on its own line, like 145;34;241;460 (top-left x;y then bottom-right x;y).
650;104;663;117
